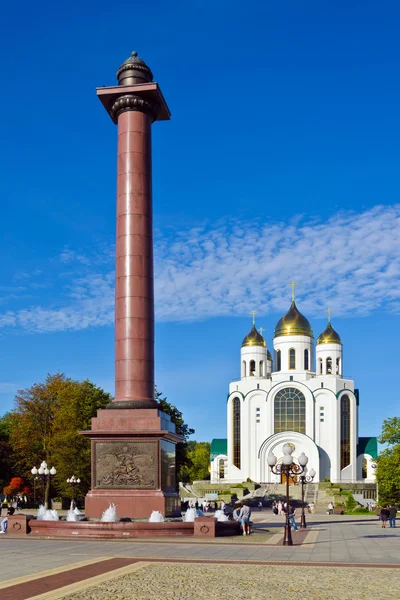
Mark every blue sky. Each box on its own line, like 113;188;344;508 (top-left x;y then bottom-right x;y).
1;1;399;442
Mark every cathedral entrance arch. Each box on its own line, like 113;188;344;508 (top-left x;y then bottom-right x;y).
258;431;320;483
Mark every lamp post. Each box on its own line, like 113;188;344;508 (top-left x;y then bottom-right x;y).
297;468;316;528
31;461;57;509
66;475;81;510
267;444;309;546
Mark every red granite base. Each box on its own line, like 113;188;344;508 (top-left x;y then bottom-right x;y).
84;489;180;520
29;519;194;538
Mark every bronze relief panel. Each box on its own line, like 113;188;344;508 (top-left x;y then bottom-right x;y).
94;440;159;490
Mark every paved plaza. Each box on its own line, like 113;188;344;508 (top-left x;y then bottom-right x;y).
0;514;400;599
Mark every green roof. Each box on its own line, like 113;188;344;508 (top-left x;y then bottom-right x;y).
357;436;378;459
210;438;227;460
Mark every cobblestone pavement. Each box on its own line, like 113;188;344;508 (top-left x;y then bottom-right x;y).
61;562;400;600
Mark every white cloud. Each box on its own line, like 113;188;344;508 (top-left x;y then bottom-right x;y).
154;204;400;321
0;204;399;333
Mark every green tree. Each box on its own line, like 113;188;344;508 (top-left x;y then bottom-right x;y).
9;374;111;507
0;413;13;490
186;441;211;482
155;388;195;483
376;417;400;505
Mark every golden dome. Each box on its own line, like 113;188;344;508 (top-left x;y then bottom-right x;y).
317;322;342;345
242;325;266;348
274;301;313;338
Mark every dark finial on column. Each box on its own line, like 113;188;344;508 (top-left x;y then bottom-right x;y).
116;51;154;86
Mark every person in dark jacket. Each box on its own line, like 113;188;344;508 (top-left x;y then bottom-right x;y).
380;506;390;528
388;505;397;528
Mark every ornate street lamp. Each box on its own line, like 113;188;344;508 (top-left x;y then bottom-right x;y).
267;444;308;546
31;461;57;509
66;475;81;510
296;468;316;528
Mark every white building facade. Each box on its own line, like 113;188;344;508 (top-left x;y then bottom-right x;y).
210;300;377;484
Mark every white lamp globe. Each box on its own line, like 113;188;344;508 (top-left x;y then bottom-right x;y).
31;467;38;475
283;454;293;466
41;461;47;470
44;468;49;475
298;452;308;466
283;443;295;455
267;453;277;466
77;478;81;483
309;468;316;478
38;467;44;475
50;467;56;476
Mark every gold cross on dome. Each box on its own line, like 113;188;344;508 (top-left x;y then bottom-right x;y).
326;307;332;323
250;310;257;325
287;281;298;301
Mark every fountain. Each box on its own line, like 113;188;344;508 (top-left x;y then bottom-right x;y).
148;510;164;522
184;508;203;522
100;503;119;522
37;505;59;521
66;507;81;522
214;509;229;522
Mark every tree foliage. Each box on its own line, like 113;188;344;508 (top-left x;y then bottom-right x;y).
179;441;211;483
0;413;13;490
376;417;400;505
8;373;111;505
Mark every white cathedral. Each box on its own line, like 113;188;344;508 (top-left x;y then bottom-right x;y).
210;293;377;485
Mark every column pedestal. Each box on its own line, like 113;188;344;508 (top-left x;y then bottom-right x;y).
82;408;181;519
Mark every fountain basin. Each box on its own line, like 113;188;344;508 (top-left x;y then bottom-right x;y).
7;514;240;538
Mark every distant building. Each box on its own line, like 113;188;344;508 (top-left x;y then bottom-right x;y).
210;296;377;484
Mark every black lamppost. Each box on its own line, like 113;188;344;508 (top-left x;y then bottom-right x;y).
31;461;57;509
267;443;309;546
297;468;316;528
66;475;81;510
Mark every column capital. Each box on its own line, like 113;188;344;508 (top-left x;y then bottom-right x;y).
110;94;160;123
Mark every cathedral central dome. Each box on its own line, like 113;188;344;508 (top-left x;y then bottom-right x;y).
274;301;313;338
242;325;266;348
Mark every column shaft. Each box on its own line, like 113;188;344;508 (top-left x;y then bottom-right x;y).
114;110;154;403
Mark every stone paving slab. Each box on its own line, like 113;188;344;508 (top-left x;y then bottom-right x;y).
58;562;400;600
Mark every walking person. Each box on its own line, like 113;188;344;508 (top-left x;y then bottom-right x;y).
277;500;283;515
380;506;390;528
258;501;263;511
388;505;397;528
238;501;252;536
283;504;298;531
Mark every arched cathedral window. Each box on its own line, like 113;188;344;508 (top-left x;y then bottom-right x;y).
219;458;225;479
304;349;309;370
274;387;306;434
242;361;246;377
340;395;351;470
336;357;340;375
249;360;256;376
326;357;332;374
318;358;323;374
233;397;241;469
276;350;281;371
289;348;296;370
362;457;367;479
259;361;264;376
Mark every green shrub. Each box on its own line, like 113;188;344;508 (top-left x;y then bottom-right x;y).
351;507;370;514
346;493;357;510
324;477;330;482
